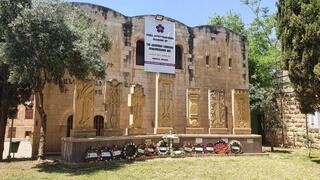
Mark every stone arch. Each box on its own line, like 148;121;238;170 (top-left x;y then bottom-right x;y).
60;111;73;126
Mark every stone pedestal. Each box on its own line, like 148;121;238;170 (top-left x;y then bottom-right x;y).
104;129;123;136
185;127;205;134
154;127;174;134
232;89;251;134
233;128;251;134
127;128;147;135
70;129;96;138
209;128;228;134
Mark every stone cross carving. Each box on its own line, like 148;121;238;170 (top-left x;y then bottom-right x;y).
104;79;122;129
158;75;174;127
73;79;95;129
208;89;226;128
187;88;201;127
232;89;250;128
128;84;145;128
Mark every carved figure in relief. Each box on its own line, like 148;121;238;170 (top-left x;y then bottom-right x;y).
130;85;145;128
209;90;225;128
74;80;95;129
105;79;121;129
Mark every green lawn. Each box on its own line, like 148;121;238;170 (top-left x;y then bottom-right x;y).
0;148;319;180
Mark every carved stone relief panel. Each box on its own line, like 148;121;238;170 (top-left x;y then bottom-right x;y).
232;89;250;129
158;75;174;127
73;79;95;129
128;84;145;128
104;79;122;129
208;89;226;128
187;88;201;127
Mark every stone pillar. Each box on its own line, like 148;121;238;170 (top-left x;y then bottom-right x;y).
185;88;204;134
127;84;147;135
104;79;123;136
71;79;96;138
208;89;228;134
232;89;251;134
154;74;174;134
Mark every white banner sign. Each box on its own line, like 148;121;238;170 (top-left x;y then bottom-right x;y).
144;18;175;74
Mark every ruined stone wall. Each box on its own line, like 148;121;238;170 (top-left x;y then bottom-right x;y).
278;72;320;148
28;3;249;153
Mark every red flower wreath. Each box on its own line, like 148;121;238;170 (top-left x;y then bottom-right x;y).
145;142;157;157
213;140;229;154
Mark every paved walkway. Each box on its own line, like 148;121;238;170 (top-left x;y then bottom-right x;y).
2;139;32;159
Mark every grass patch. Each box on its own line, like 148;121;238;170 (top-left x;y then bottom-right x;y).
0;148;320;180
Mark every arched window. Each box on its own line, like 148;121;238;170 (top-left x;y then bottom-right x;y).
175;45;183;69
217;57;221;67
66;115;73;137
136;40;145;66
206;56;210;65
94;115;104;136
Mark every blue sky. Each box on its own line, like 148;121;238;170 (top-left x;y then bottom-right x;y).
70;0;278;27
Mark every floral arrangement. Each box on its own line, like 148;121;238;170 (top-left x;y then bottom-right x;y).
171;145;184;158
85;146;99;162
229;140;243;154
213;140;229;154
84;139;245;163
99;146;112;161
157;140;170;155
111;145;123;160
183;143;194;154
194;144;204;154
204;143;215;153
145;142;157;157
137;143;146;157
123;142;138;160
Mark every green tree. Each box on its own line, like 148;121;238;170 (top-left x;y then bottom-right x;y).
209;11;246;35
4;0;111;159
0;0;32;160
277;0;320;114
243;0;282;151
210;0;282;150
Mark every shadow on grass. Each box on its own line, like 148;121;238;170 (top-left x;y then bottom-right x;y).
310;159;320;164
271;149;292;154
264;149;292;154
34;160;135;176
0;157;35;163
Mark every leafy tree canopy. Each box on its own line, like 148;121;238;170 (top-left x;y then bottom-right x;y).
6;0;111;91
2;0;112;159
277;0;320;113
209;11;246;35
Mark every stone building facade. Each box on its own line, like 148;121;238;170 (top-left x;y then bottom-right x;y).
277;71;320;148
5;105;34;140
6;3;252;155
